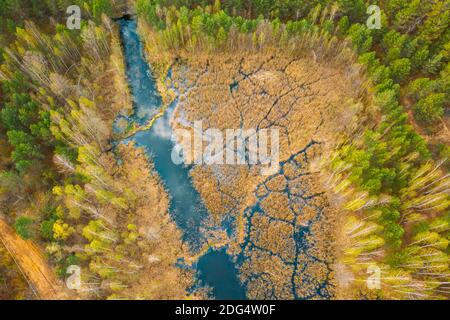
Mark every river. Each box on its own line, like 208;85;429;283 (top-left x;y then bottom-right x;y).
116;17;246;300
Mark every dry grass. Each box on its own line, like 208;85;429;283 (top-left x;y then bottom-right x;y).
157;48;367;299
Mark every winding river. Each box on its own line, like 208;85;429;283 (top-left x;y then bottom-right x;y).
117;18;246;299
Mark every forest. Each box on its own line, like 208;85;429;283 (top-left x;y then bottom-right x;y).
0;0;448;300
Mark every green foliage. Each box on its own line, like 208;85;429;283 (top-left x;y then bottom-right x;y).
40;219;56;241
437;144;450;163
410;46;429;71
14;216;34;240
337;16;349;35
386;252;403;268
337;0;365;23
390;58;411;82
40;205;58;241
380;207;404;248
1;73;39;131
91;0;113;22
381;30;408;61
347;23;372;53
423;54;444;75
0;72;51;173
6;130;43;172
413;93;445;124
439;63;450;97
406;78;438;100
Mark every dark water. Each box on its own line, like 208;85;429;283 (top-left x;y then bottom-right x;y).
117;18;246;300
117;19;161;123
197;248;246;300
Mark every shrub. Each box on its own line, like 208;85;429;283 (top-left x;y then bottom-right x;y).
413;93;445;124
14;216;34;239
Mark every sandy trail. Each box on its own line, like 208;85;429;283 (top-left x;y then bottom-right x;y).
0;218;66;300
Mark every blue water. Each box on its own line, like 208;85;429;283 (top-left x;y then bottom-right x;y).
117;19;161;124
197;248;246;300
117;17;246;300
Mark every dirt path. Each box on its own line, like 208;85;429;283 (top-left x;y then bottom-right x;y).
0;219;66;300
